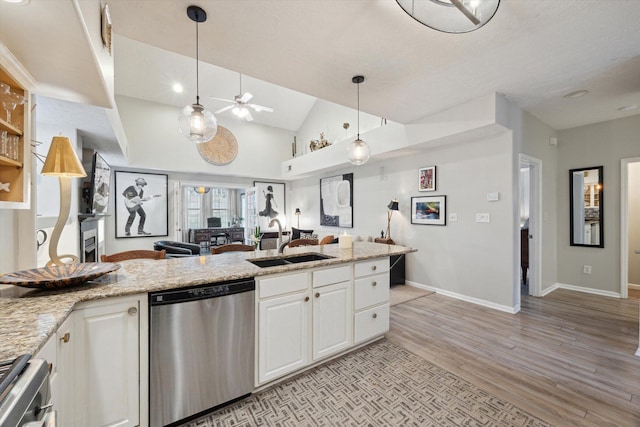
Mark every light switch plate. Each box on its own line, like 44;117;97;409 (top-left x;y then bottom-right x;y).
449;213;458;222
487;192;500;202
475;213;490;223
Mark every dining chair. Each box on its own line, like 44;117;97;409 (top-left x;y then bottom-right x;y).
286;238;319;248
101;249;166;262
319;235;334;245
212;244;256;254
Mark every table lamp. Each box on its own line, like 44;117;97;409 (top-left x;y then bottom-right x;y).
386;199;399;240
295;208;301;228
41;136;87;266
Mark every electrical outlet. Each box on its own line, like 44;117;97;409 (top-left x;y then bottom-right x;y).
449;213;458;222
475;213;490;223
486;192;500;202
583;265;592;274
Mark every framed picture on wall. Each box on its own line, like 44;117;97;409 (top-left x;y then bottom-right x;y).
418;166;436;191
114;171;168;238
320;173;353;228
411;195;446;226
254;181;286;231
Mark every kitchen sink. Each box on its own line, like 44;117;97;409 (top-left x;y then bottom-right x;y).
248;253;335;268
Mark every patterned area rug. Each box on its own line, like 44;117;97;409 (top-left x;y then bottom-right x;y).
185;341;552;427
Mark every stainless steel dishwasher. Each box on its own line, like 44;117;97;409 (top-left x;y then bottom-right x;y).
149;278;255;427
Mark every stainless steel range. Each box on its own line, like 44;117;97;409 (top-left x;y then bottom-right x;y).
0;354;55;427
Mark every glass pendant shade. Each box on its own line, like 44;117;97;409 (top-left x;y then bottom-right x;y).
348;138;370;165
179;102;217;143
396;0;500;33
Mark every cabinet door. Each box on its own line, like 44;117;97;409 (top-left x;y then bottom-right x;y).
56;313;76;427
258;291;310;384
312;281;352;361
75;299;140;427
354;303;390;344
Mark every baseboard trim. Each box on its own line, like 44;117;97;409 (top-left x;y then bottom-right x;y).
628;283;640;290
405;280;518;314
540;284;558;297
555;283;621;299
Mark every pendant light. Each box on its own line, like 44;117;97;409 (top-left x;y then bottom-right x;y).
348;75;370;165
178;6;217;143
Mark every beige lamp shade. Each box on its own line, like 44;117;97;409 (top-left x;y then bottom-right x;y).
41;136;87;177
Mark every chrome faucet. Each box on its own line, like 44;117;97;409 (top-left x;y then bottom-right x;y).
268;218;284;253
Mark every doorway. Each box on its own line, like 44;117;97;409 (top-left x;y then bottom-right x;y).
519;155;542;299
620;157;640;299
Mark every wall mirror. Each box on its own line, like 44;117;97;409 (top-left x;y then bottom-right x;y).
570;166;603;247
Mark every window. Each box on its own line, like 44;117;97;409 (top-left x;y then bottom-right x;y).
182;185;243;234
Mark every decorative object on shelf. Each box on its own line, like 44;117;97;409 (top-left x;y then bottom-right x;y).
396;0;500;34
114;171;168;238
292;136;297;157
320;173;353;227
254;181;286;231
348;76;370;165
411;195;447;226
41;135;87;266
418;165;436;191
101;2;113;54
386;198;399;240
309;132;331;152
196;125;238;165
178;5;217;143
211;73;274;122
0;181;10;192
0;91;25;124
0;262;120;289
295;207;301;228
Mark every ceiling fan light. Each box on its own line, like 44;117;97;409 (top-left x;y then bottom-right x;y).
178;103;217;143
348;138;371;165
396;0;500;34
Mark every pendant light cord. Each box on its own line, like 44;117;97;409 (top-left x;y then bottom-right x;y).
195;15;200;105
357;81;360;139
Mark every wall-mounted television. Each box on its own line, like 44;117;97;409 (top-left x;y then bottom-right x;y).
88;152;111;214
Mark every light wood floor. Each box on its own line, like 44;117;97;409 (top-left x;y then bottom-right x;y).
387;288;640;427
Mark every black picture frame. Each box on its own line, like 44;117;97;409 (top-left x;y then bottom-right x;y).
320;173;353;228
411;195;446;226
569;165;604;248
114;171;168;238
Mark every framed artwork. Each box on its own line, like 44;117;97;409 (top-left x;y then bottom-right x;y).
320;173;353;228
115;171;168;238
411;195;446;226
418;166;436;192
254;181;286;231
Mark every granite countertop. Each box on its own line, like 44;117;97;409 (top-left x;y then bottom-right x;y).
0;242;415;361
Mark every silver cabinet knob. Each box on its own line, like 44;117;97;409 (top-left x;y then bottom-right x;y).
128;307;138;316
372;313;377;319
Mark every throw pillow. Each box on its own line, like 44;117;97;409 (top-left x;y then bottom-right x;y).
300;232;318;239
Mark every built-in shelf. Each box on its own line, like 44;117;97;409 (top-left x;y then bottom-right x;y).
0;155;22;168
0;118;23;136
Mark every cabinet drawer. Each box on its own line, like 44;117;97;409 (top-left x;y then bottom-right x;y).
259;272;309;299
354;258;389;278
354;273;389;310
354;303;390;344
312;265;351;288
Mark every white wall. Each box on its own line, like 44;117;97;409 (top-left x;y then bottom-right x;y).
629;162;640;286
115;95;294;180
289;132;517;311
0;211;17;274
557;115;640;293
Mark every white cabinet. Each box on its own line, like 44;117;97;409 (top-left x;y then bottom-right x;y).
258;290;310;384
312;265;352;361
74;296;141;427
353;258;391;345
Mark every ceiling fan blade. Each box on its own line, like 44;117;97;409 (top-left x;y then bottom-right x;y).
245;110;254;122
248;103;274;113
449;0;481;25
239;92;253;103
215;105;235;114
210;97;235;103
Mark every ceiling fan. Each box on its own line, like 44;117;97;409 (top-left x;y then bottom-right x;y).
210;74;274;122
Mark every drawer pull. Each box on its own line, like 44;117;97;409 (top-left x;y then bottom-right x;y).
372;313;378;319
315;292;320;298
372;281;377;287
304;296;310;302
128;307;138;316
371;265;377;271
60;332;70;343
